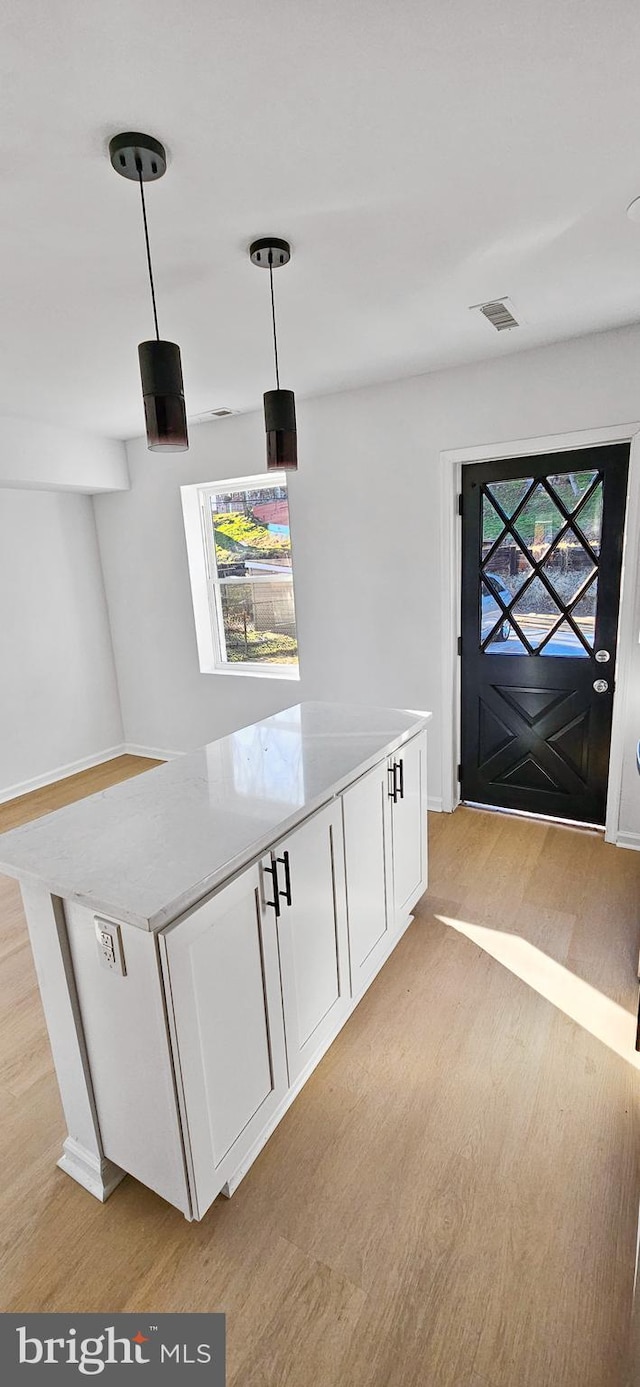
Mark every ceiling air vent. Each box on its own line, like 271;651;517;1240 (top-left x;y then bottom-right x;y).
190;407;236;422
471;297;520;331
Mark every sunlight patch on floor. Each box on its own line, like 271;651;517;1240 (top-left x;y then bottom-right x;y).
437;913;640;1069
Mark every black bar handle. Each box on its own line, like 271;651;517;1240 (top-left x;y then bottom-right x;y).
392;760;402;802
276;850;292;907
388;763;397;802
397;757;404;800
263;858;281;917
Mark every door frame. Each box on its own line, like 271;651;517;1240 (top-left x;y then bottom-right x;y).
439;421;640;844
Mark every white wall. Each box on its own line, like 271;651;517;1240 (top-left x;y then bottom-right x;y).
0;417;129;493
94;322;640;832
0;489;123;795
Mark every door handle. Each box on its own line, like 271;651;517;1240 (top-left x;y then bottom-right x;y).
263;858;281;916
396;758;404;800
593;679;609;694
276;850;292;907
388;764;397;802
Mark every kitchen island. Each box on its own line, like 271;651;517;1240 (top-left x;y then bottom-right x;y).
0;702;430;1220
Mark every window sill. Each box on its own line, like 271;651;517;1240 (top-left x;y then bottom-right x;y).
202;663;301;681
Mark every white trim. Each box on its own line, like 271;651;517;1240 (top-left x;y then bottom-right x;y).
0;744;184;805
440;422;640;467
0;745;126;805
58;1136;125;1203
122;743;183;761
439;421;640;841
180;483;217;673
427;796;443;813
196;472;276;496
439;453;462;813
614;831;640;852
604;430;640;842
199;662;300;681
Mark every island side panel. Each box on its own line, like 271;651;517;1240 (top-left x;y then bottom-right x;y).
19;879;126;1202
64;902;193;1218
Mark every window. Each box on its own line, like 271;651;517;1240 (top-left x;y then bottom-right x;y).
181;474;299;678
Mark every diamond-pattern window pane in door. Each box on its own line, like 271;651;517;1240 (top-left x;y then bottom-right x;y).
571;576;598;649
510;576;563;650
480;580;528;653
483;537;533;599
539;620;589;657
546;470;598;513
513;485;565;560
486;477;533;518
540;542;596;607
482;493;506;548
573;480;603;556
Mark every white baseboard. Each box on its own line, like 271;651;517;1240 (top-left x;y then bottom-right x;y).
0;742;185;805
122;743;183;761
0;745;126;805
615;831;640;851
427;796;443;812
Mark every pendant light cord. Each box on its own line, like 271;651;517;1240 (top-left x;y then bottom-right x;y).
137;166;160;342
268;252;280;390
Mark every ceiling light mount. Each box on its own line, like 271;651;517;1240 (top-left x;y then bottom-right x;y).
109;130;188;453
249;237;297;471
109;132;167;182
249;237;291;269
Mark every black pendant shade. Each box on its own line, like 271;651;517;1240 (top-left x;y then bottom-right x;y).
110;132;189;454
250;237;297;471
264;389;297;470
138;341;188;452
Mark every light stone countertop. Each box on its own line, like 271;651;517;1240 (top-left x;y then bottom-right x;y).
0;702;431;931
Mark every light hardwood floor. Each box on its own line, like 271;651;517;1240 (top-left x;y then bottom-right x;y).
0;755;164;833
0;760;639;1386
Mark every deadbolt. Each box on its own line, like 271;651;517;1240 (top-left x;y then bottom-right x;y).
595;650;610;663
593;679;609;693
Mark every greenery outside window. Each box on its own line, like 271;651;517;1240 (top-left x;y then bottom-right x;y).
181;474;299;678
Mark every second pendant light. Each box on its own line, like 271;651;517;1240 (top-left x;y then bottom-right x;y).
250;238;298;471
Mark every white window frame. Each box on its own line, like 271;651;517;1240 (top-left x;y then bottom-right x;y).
181;473;300;680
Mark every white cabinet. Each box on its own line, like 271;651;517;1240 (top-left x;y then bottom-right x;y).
11;703;431;1220
342;761;394;1000
76;729;429;1221
264;801;350;1087
160;867;288;1218
388;730;428;922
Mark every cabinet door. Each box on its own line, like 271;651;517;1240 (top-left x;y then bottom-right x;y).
390;730;428;923
342;761;394;999
264;801;350;1087
160;866;288;1219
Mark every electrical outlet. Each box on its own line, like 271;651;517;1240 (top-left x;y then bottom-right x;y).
94;918;126;976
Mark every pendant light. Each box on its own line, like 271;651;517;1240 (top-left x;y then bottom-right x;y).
249;238;297;470
109;132;188;453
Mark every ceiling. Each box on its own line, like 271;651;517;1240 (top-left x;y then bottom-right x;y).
2;0;640;439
